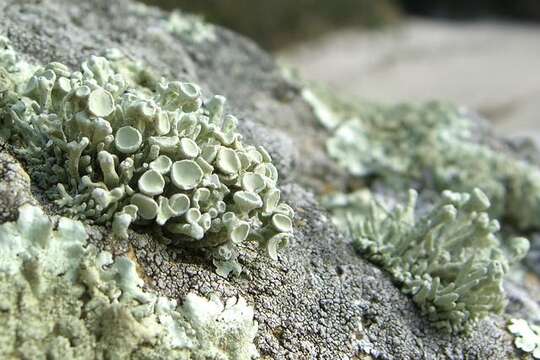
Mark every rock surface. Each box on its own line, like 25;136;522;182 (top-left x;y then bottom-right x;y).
0;0;528;358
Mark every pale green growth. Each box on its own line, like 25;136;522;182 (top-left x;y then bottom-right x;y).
0;36;38;141
0;36;37;88
171;159;204;190
150;154;173;174
508;319;540;359
242;172;266;193
339;188;528;333
138;169;165;196
88;87;115;117
304;87;540;230
302;88;342;130
167;10;217;43
1;45;294;276
0;204;259;359
320;188;374;233
217;146;242;174
115;125;143;153
131;193;159;220
180;293;259;359
0;204;86;279
272;213;293;233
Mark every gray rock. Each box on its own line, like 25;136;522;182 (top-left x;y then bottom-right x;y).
0;150;37;223
0;0;521;358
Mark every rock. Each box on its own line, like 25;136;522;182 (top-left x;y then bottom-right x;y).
0;151;37;223
0;0;524;358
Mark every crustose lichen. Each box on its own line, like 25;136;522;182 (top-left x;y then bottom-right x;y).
1;40;294;276
304;86;540;231
0;204;259;359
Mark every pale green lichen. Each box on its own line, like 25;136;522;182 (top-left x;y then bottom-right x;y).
339;188;528;333
0;36;37;139
301;88;341;130
0;204;259;359
304;87;540;230
0;36;36;86
508;319;540;359
166;10;217;43
320;188;374;234
0;39;294;276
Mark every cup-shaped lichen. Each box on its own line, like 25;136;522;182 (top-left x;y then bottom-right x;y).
2;49;294;276
115;125;143;154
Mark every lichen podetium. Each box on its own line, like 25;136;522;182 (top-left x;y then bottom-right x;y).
325;187;529;333
0;37;294;277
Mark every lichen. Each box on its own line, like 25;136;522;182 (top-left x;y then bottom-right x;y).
0;38;294;276
508;318;540;359
304;86;540;230
166;10;217;43
338;187;528;333
0;204;259;359
320;188;375;233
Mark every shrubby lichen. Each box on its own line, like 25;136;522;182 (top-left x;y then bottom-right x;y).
0;204;259;359
336;187;528;333
0;38;293;276
304;87;540;230
305;77;536;335
508;318;540;359
320;188;375;234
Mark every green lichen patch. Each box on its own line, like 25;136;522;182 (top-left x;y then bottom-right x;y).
304;87;540;230
337;188;528;333
1;41;294;276
166;10;217;43
508;318;540;359
0;204;259;359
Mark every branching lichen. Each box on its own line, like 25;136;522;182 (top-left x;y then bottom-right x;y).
341;188;528;333
508;318;540;359
304;87;540;230
0;38;293;276
0;204;259;359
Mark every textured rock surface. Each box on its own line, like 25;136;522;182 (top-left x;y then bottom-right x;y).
0;0;530;358
0;151;37;222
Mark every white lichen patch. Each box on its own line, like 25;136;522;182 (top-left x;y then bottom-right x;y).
508;319;540;359
0;204;259;359
1;40;294;276
166;10;216;43
302;88;342;130
0;35;37;85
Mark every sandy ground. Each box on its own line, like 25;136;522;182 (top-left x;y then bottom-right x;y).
279;18;540;143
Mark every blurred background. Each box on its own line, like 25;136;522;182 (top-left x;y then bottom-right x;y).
142;0;540;142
